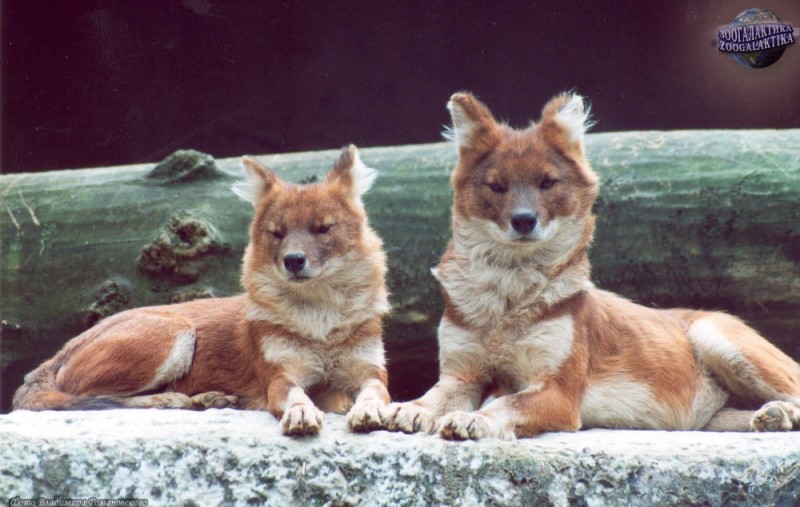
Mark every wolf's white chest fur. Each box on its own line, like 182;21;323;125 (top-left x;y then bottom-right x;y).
259;332;385;389
435;218;591;330
433;218;588;390
438;314;575;391
438;258;546;329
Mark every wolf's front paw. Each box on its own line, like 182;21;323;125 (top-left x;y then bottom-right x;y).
281;404;325;436
190;391;239;409
383;402;435;434
752;401;800;431
347;400;387;433
437;411;512;440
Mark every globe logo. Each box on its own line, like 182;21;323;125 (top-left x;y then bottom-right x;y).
717;8;795;68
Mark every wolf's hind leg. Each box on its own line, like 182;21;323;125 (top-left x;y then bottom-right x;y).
752;401;800;431
687;313;800;431
703;408;754;431
57;310;197;399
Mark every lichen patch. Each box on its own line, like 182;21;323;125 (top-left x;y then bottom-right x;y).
137;211;229;285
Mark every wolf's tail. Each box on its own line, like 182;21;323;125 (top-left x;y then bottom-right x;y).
13;389;125;411
12;364;124;411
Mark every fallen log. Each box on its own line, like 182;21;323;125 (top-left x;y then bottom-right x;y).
1;130;799;411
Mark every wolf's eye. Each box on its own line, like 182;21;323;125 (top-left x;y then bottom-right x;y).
487;182;507;194
314;224;333;234
540;178;558;190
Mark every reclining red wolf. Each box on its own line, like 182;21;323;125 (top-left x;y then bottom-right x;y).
13;145;390;436
381;92;800;439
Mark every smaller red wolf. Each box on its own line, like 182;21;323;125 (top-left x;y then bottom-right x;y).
381;92;800;439
13;145;391;436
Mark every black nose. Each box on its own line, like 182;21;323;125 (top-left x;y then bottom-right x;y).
283;253;306;273
511;212;537;234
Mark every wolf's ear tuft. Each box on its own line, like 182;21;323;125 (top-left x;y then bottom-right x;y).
446;92;501;155
543;93;594;144
232;156;280;206
326;145;377;205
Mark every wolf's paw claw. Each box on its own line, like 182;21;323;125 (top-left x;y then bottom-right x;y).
436;411;513;440
281;404;325;436
438;411;490;440
347;400;387;433
383;402;435;434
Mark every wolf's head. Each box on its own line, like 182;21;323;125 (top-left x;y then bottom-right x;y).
445;92;599;262
235;145;385;292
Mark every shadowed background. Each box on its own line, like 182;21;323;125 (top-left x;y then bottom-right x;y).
2;0;799;174
2;1;800;412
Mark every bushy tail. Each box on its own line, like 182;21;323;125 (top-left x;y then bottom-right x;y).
13;388;125;411
12;363;125;411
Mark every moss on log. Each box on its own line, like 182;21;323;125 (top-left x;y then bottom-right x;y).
1;132;799;411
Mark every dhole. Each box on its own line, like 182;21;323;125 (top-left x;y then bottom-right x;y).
13;145;391;436
381;92;800;439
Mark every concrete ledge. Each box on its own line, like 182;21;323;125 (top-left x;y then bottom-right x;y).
1;409;799;506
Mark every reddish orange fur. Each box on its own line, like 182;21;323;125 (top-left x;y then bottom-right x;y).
383;92;800;439
13;145;391;435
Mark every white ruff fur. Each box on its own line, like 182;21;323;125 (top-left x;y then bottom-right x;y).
246;236;389;342
331;338;386;387
435;216;592;329
260;335;323;386
260;334;385;389
439;315;575;390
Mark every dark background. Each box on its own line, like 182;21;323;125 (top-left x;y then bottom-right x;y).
2;0;799;174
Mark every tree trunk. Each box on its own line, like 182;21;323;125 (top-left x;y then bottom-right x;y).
2;130;799;411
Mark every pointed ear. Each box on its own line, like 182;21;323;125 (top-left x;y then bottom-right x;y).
325;145;377;206
445;92;501;155
232;156;281;206
540;93;594;145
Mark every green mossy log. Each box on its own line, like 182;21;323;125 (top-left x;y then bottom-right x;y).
2;132;799;411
